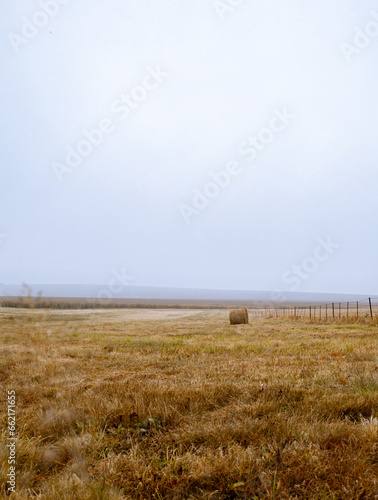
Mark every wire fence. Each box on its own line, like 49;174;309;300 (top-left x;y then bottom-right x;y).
249;297;378;322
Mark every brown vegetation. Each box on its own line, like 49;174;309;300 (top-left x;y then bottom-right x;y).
0;307;377;499
229;308;249;325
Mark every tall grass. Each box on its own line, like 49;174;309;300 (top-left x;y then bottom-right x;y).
0;308;377;499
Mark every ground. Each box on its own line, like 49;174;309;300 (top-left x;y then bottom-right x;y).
0;308;377;499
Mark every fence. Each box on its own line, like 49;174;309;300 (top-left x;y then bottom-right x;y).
249;297;378;322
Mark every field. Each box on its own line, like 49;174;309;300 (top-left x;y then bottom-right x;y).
1;307;378;499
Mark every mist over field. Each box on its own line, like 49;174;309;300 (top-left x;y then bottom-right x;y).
0;283;371;304
2;3;378;496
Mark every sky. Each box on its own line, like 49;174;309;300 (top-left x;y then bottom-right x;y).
1;0;378;296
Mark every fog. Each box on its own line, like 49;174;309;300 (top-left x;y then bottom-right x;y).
1;0;377;297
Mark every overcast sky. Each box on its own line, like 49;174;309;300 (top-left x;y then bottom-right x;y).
1;0;377;296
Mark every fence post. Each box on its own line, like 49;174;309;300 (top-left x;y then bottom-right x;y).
369;298;373;319
332;303;335;320
309;306;311;319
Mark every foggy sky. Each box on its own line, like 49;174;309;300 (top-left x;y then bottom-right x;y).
1;0;378;296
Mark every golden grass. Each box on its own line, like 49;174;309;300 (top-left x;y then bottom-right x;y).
1;307;377;499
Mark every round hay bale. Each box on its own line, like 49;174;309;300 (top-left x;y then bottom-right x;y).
229;308;249;325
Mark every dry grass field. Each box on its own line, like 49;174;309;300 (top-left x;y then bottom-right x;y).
1;307;378;499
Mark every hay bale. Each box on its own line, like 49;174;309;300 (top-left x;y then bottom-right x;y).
229;308;249;325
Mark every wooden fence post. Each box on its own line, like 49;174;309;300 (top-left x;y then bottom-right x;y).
369;298;373;319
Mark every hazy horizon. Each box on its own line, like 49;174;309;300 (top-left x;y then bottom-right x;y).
0;283;376;305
